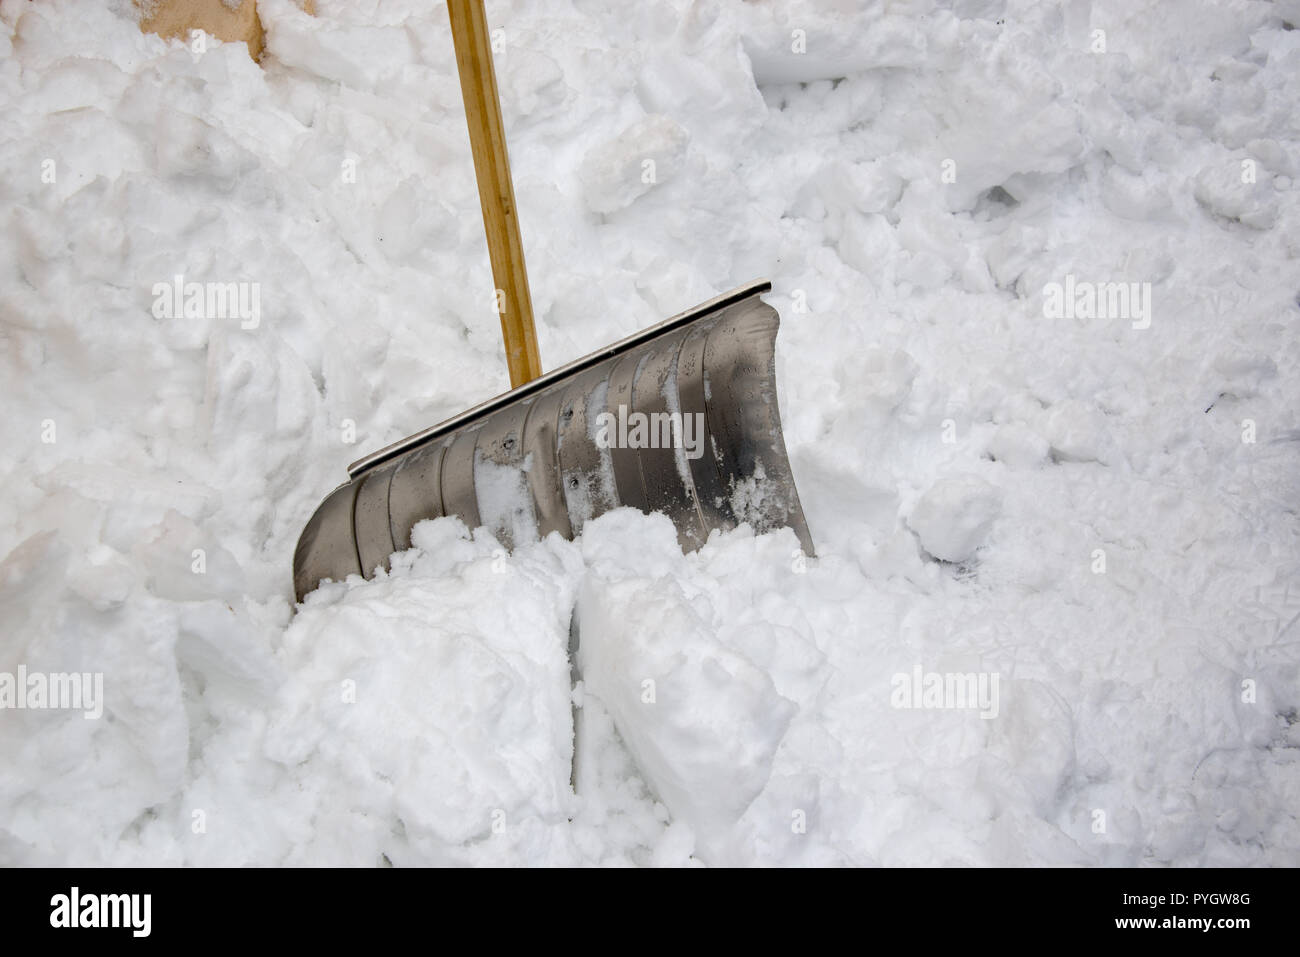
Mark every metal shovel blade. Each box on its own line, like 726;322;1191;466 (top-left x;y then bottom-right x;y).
292;280;813;602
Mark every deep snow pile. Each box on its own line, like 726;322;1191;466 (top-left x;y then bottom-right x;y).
1;0;1298;865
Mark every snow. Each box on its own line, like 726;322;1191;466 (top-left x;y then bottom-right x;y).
473;450;539;547
906;474;1001;563
1;0;1298;865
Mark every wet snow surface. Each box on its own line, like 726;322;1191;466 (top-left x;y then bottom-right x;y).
1;0;1298;865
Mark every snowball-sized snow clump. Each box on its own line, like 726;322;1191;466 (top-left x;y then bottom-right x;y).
908;476;1002;563
579;114;689;215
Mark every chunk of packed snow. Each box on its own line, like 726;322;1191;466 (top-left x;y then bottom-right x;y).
907;475;1002;563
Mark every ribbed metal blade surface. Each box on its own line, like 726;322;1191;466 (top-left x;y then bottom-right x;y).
293;281;813;602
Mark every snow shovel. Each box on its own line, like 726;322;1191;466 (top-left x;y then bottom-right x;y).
292;0;813;602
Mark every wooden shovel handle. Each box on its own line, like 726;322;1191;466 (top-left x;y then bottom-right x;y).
447;0;543;388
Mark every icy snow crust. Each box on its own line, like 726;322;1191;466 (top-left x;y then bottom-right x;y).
2;0;1298;865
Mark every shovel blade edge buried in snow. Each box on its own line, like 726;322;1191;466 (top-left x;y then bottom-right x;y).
292;280;814;603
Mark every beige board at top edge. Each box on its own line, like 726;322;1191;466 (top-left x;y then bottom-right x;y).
136;0;316;62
